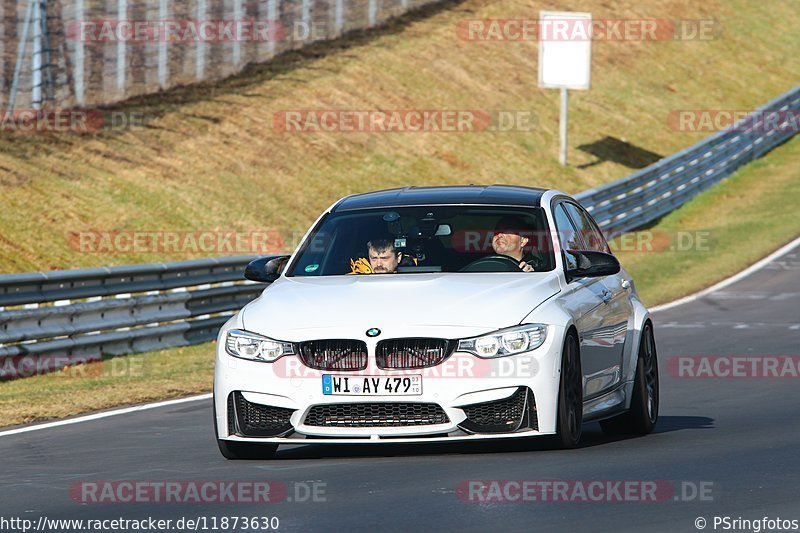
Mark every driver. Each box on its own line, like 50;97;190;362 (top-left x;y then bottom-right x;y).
491;215;537;272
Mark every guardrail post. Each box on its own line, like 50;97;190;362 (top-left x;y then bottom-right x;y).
196;0;206;79
157;0;168;87
117;0;127;94
74;0;85;104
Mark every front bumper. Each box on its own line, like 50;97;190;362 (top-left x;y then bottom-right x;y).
214;326;564;444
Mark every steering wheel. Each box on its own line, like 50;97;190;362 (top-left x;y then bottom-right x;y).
460;254;522;273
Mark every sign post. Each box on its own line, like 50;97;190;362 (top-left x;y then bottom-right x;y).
538;11;592;166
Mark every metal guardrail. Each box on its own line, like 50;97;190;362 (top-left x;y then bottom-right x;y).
1;85;798;372
0;256;260;362
576;85;800;236
0;256;257;307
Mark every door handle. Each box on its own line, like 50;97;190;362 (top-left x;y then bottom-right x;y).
601;289;613;304
621;279;631;290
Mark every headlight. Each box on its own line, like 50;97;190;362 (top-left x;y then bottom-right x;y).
457;324;547;358
225;329;296;362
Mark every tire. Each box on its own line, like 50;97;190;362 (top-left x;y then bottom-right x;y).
600;321;659;436
555;331;583;449
213;395;278;460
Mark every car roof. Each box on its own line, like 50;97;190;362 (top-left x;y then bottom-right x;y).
332;185;549;212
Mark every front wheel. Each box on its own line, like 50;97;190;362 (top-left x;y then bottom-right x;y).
600;321;659;436
555;331;583;449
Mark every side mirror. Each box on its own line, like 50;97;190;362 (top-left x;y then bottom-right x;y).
244;255;291;283
565;250;620;281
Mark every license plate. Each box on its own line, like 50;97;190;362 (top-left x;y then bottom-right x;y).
322;375;422;396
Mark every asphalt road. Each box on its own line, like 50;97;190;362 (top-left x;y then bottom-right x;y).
2;243;799;532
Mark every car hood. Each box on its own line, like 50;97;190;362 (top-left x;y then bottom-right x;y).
241;272;561;340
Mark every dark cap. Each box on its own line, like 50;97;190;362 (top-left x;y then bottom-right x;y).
494;215;528;234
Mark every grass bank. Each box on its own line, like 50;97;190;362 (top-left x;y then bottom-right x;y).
0;0;797;271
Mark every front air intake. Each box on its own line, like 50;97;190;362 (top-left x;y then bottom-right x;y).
304;402;450;427
458;387;537;433
229;392;295;437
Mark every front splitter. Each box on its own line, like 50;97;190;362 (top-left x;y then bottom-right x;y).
221;429;551;445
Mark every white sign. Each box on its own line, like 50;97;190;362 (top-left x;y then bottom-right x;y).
538;11;592;90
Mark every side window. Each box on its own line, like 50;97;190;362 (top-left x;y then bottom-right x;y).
564;202;610;253
552;204;581;271
553;204;582;250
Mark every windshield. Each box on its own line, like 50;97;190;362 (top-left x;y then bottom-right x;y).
287;206;555;276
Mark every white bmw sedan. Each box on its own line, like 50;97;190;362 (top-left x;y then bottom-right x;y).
213;185;659;459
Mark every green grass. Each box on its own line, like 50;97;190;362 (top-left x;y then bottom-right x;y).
613;136;800;305
0;344;214;427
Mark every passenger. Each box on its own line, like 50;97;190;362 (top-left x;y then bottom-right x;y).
349;237;402;274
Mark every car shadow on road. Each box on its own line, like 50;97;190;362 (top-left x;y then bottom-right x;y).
267;416;715;460
575;416;715;447
274;439;550;460
651;415;715;433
